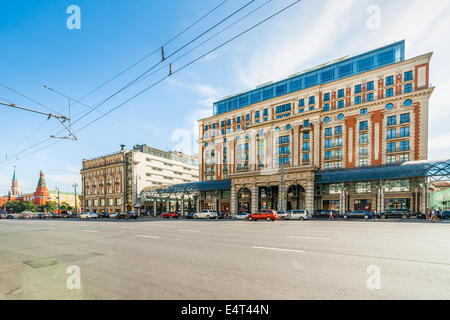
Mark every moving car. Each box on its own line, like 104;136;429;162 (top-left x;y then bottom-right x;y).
287;210;310;220
380;208;412;219
161;212;180;219
193;209;218;219
341;210;371;219
80;212;98;219
277;211;289;220
232;212;250;220
247;210;278;221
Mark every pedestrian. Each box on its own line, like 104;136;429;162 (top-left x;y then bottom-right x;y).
425;208;430;221
373;209;377;221
328;210;334;221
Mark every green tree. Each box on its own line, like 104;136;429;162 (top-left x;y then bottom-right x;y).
44;201;58;213
60;202;74;211
5;200;36;213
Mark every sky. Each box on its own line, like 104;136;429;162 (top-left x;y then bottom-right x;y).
0;0;449;195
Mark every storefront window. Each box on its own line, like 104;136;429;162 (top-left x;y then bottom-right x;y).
384;179;410;192
385;198;410;209
324;183;342;195
323;200;340;210
354;182;371;193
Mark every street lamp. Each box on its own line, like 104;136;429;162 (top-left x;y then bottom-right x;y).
72;182;78;217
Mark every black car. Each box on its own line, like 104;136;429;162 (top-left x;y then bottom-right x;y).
380;208;412;219
99;212;110;219
314;210;339;218
217;211;230;219
126;212;138;220
441;211;450;219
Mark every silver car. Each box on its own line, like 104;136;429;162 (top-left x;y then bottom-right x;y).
232;212;250;220
193;209;218;219
287;210;310;220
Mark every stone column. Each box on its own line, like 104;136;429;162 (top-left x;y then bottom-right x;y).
380;186;385;212
196;195;200;212
305;179;314;214
249;130;257;172
251;184;258;214
231;184;237;215
293;126;299;166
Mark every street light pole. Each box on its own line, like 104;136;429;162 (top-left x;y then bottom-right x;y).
73;183;78;216
280;160;284;212
57;187;60;209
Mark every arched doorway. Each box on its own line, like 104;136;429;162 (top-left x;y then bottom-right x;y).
237;188;251;213
287;185;305;210
258;186;279;210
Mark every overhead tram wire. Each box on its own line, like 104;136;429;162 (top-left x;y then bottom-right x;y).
13;0;258;151
134;0;275;86
66;0;257;130
0;0;304;170
72;0;229;105
0;0;233;163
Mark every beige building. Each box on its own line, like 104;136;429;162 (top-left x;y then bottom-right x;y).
81;145;198;213
196;41;435;214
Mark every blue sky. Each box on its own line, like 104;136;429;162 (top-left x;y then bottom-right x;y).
1;0;450;194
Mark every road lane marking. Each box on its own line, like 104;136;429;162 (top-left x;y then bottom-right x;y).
83;230;99;233
251;246;304;253
16;226;25;228
122;226;137;229
179;229;200;233
287;235;330;240
136;235;160;239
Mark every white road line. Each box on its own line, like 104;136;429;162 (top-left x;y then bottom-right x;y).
83;230;99;233
287;235;330;240
251;246;304;253
179;229;200;233
16;226;25;228
136;235;161;239
122;226;137;229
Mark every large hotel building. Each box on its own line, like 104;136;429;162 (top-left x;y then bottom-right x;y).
195;41;434;215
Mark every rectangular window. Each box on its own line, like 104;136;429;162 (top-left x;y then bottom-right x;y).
325;139;332;148
303;120;310;127
386;155;396;164
334;137;342;146
303;132;310;140
221;121;225;128
359;133;368;144
366;93;374;102
359;121;368;131
299;99;305;107
245;114;250;121
227;119;231;126
338;89;345;98
359;146;368;156
387;115;397;126
324;93;330;102
212;123;216;129
399;154;409;162
335;126;342;135
236;116;241;124
309;96;315;105
399;140;409;151
303;153;310;162
387;129;396;139
263;108;268;116
400;126;410;137
325;151;332;160
386;76;394;86
400;113;410;124
404;71;413;82
367;81;374;91
355;96;362;104
323;103;330;112
355;84;362;94
359;158;368;167
278;135;290;144
386;88;394;97
338;100;344;108
298;108;304;113
303;142;310;151
255;111;260;118
404;84;412;93
360;108;367;115
387;142;396;153
325;128;332;137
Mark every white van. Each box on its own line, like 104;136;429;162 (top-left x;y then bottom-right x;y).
287;210;310;220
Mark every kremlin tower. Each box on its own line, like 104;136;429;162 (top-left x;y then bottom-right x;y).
9;169;21;197
33;170;50;206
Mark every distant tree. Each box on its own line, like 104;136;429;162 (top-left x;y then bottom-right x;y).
5;200;35;213
60;202;74;211
44;201;58;213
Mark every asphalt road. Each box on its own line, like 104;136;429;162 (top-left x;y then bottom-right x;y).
1;217;449;300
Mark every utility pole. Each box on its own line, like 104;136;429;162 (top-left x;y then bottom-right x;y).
57;187;60;209
72;183;78;216
280;160;284;212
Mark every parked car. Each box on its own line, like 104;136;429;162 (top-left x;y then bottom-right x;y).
441;211;450;219
115;212;128;219
126;212;138;220
232;212;250;220
217;211;230;219
341;210;371;219
7;213;18;219
314;210;340;218
193;209;218;219
98;212;110;219
185;212;195;219
161;212;180;219
109;212;120;219
80;212;98;219
380;208;412;219
287;210;310;220
51;213;62;219
247;210;278;221
277;211;289;220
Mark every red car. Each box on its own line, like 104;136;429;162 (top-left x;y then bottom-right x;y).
247;210;279;221
161;212;180;219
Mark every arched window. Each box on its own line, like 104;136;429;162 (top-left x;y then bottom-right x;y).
323;116;330;123
385;103;394;110
403;99;412;107
337;114;344;120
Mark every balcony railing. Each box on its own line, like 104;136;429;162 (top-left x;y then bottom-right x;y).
387;133;410;140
